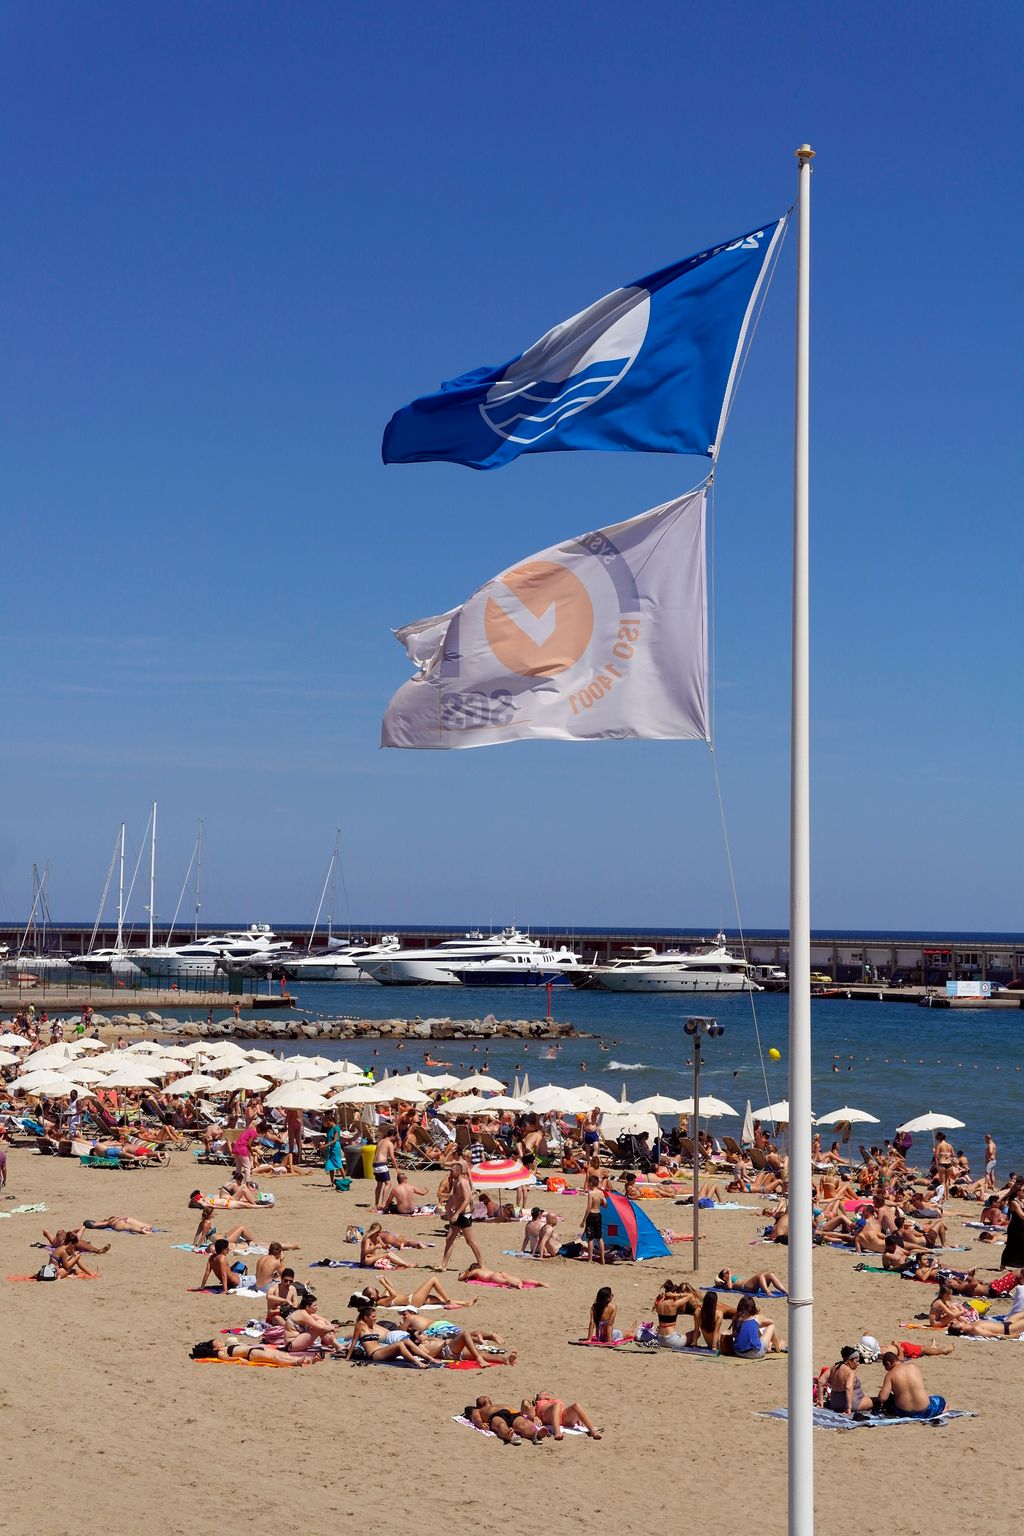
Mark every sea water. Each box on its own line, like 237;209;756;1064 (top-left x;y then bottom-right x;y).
175;984;1023;1176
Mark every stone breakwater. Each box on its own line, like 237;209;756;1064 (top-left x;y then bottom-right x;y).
83;1011;582;1044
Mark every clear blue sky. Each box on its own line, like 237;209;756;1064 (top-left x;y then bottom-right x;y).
2;2;1021;933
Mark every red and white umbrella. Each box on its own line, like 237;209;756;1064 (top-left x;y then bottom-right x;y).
469;1157;533;1190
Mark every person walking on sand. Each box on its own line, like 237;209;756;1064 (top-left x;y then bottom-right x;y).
440;1159;483;1271
984;1133;997;1192
583;1174;606;1264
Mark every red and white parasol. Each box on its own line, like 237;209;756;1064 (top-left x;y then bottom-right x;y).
469;1157;533;1190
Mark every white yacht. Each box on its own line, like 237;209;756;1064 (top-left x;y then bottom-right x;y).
360;927;582;987
73;948;142;978
572;934;760;993
231;935;402;981
134;924;292;979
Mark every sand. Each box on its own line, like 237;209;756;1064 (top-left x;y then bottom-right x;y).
0;1150;1019;1536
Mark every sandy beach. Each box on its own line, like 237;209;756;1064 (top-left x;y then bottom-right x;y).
1;1148;1019;1536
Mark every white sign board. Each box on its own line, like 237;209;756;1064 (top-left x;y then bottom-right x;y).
945;980;991;999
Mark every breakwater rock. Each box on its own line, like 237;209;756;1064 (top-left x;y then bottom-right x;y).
92;1012;582;1044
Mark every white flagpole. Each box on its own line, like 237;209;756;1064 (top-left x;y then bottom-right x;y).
788;142;815;1536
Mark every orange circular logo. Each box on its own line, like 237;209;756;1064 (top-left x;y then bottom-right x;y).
483;561;594;677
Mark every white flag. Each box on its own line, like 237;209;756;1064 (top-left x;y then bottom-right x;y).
381;488;708;749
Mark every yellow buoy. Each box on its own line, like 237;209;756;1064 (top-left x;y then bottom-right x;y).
768;1047;782;1061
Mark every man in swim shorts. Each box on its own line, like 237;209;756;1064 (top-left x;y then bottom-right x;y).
373;1130;397;1212
440;1160;483;1271
583;1175;606;1265
873;1351;946;1418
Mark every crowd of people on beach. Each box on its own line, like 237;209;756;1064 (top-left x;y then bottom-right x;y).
4;1007;1024;1438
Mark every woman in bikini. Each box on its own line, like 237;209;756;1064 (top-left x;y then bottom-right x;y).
458;1262;550;1290
823;1346;872;1414
466;1396;543;1444
652;1280;699;1350
359;1224;414;1269
345;1302;439;1367
689;1288;734;1351
715;1268;788;1296
410;1324;517;1367
350;1278;477;1311
529;1392;602;1439
191;1338;323;1367
588;1285;633;1344
82;1215;158;1234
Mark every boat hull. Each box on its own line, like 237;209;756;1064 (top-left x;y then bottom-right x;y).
582;971;757;993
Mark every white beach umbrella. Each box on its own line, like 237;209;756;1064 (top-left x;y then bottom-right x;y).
329;1059;365;1075
895;1111;966;1134
75;1038;108;1052
267;1061;330;1082
598;1110;660;1143
814;1106;880;1126
217;1070;273;1094
81;1052;132;1071
630;1094;688;1116
520;1072;530;1097
0;1049;22;1068
165;1072;222;1095
451;1073;507;1092
243;1049;279;1065
475;1094;528;1112
512;1075;521;1100
383;1071;445;1091
437;1095;496;1116
751;1100;814;1123
318;1071;367;1093
54;1064;109;1085
676;1095;739;1118
98;1066;162;1089
387;1086;430;1104
123;1040;170;1054
0;1033;32;1049
263;1081;333;1111
741;1101;755;1144
38;1080;94;1100
333;1082;403;1105
22;1043;82;1067
9;1071;77;1094
523;1084;585;1114
570;1085;620;1112
421;1073;461;1089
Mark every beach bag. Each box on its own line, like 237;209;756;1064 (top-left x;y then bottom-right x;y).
990;1272;1015;1296
546;1176;567;1193
36;1262;58;1282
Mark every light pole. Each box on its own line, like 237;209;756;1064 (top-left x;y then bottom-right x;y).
684;1015;724;1271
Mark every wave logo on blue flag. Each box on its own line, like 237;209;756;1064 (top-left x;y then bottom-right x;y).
382;217;787;471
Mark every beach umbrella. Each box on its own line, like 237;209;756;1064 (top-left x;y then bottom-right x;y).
451;1073;507;1092
597;1110;660;1143
98;1066;162;1089
123;1040;169;1054
263;1081;333;1111
814;1106;880;1126
75;1037;108;1052
630;1094;688;1116
165;1072;221;1095
512;1075;521;1100
383;1071;447;1091
54;1064;109;1085
0;1033;31;1049
318;1071;367;1093
422;1073;461;1089
895;1111;966;1134
267;1060;331;1082
469;1157;532;1190
523;1084;585;1114
387;1086;430;1103
570;1086;620;1112
217;1069;273;1094
22;1043;83;1067
741;1101;754;1144
36;1080;94;1100
751;1100;814;1123
9;1071;77;1094
243;1049;279;1065
675;1095;739;1118
619;1082;629;1104
520;1072;530;1097
333;1083;403;1105
475;1094;528;1112
0;1049;22;1068
437;1095;497;1116
82;1052;134;1071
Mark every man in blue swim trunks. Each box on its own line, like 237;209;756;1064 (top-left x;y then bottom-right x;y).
874;1350;946;1419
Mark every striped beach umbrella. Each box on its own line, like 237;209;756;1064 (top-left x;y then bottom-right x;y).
469;1157;533;1190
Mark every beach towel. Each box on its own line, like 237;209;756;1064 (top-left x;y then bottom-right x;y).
193;1355;317;1369
309;1259;361;1270
714;1286;787;1298
758;1405;971;1431
7;1272;99;1282
569;1334;637;1348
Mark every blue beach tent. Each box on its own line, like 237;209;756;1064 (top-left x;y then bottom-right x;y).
601;1192;672;1260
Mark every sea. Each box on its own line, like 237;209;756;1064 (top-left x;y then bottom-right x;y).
162;983;1024;1177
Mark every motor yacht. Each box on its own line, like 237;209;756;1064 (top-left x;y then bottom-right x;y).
359;927;581;987
133;924;292;979
571;934;760;993
228;935;402;981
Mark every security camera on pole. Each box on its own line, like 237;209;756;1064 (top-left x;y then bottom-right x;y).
683;1015;724;1270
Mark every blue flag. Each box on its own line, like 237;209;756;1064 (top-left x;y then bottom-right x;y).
382;216;788;471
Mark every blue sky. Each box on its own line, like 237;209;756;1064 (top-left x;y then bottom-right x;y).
1;2;1021;932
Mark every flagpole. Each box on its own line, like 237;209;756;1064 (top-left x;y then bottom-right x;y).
788;142;815;1536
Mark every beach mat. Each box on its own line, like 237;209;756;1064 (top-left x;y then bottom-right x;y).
7;1272;99;1282
451;1414;588;1439
193;1355;317;1369
759;1406;974;1431
465;1278;544;1289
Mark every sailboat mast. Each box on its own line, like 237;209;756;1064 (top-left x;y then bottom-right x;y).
117;823;125;951
328;827;341;944
194;819;204;940
788;142;815;1536
148;800;157;947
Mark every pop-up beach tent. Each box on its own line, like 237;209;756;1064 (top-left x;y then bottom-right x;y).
601;1192;671;1260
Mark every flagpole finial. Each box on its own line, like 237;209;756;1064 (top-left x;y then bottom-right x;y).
795;143;816;161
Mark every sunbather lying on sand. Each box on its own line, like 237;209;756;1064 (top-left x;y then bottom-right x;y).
715;1268;788;1295
527;1392;602;1439
191;1337;323;1366
360;1226;414;1269
465;1396;544;1443
347;1301;441;1367
459;1262;550;1289
191;1202;257;1250
350;1278;477;1311
82;1215;158;1234
43;1227;109;1255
